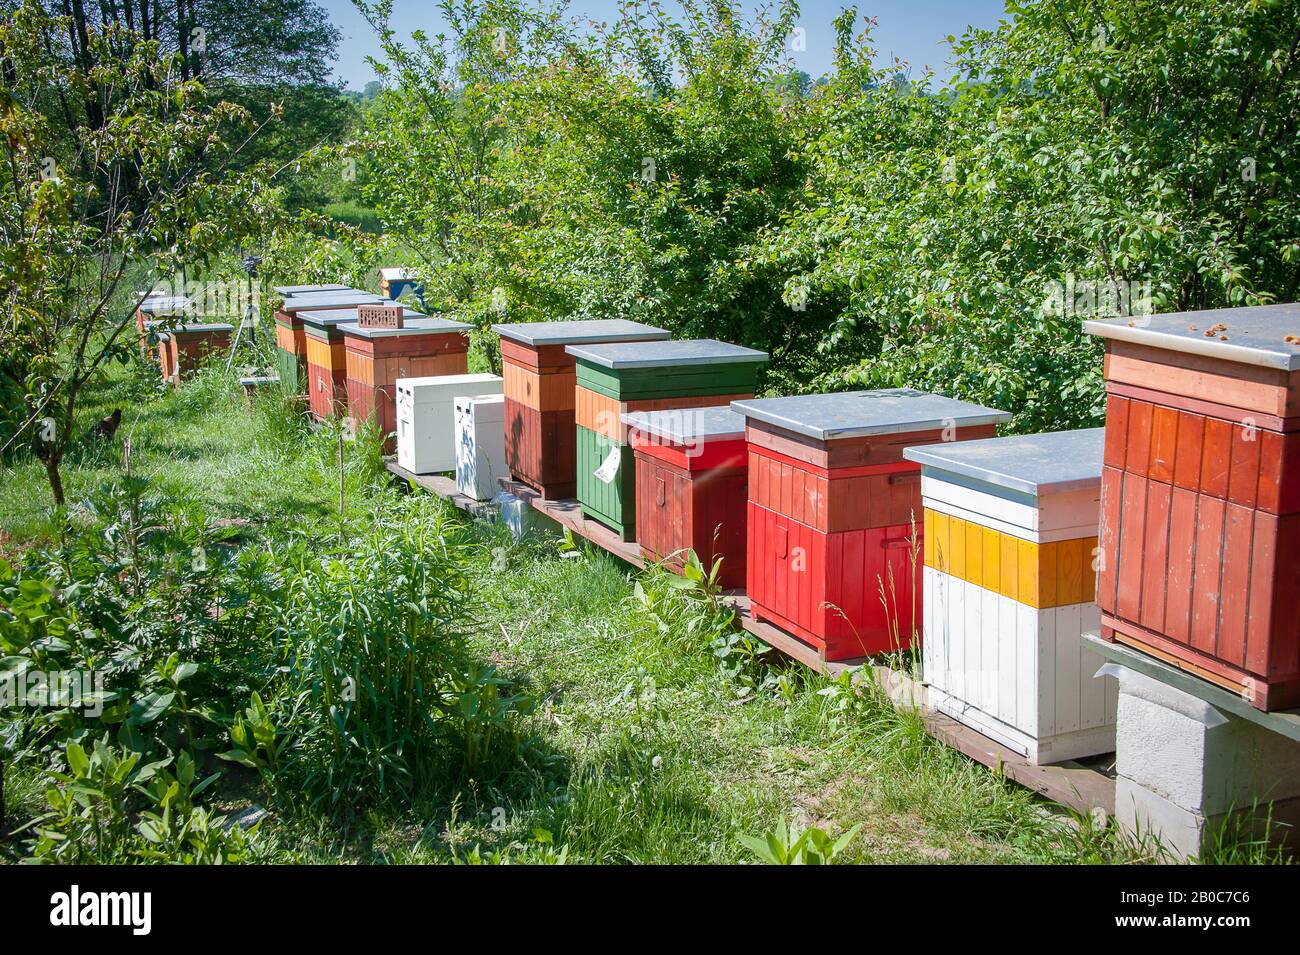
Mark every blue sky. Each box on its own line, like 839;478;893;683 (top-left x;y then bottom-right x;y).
321;1;1010;90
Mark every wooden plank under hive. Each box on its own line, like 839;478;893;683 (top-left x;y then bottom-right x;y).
731;389;1011;662
492;320;670;500
273;290;384;396
166;322;233;384
1086;304;1300;710
567;339;769;541
339;314;471;448
905;428;1114;764
623;405;749;589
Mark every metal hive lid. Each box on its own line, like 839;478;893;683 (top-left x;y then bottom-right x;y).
903;427;1104;496
275;284;351;296
279;292;386;312
1083;304;1300;371
493;319;671;346
620;406;746;443
730;388;1011;441
565;338;768;369
337;316;472;338
296;304;414;327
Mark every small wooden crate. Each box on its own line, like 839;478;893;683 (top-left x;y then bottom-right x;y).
1085;305;1300;710
340;315;470;446
624;406;749;588
731;389;1010;661
905;428;1116;764
566;340;768;541
455;394;508;500
493;320;670;499
273;290;383;395
166;323;232;384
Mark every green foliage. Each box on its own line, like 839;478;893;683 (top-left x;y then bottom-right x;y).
739;816;861;865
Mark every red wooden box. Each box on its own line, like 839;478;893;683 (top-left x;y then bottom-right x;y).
493;320;670;499
340;315;472;448
166;323;232;384
731;389;1009;661
1086;306;1300;709
136;294;189;355
624;406;749;589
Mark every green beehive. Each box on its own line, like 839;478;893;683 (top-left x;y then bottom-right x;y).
565;339;768;540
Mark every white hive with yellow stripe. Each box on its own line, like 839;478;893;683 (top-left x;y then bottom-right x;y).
904;428;1117;764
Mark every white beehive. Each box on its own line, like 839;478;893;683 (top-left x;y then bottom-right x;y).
904;429;1116;764
396;373;503;474
454;394;508;500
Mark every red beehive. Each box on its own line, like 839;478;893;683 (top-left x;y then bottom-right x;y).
339;314;472;447
492;320;670;500
166;323;232;384
624;406;749;589
731;389;1010;662
1085;305;1300;710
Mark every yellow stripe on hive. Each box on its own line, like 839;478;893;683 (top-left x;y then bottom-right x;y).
922;507;1097;609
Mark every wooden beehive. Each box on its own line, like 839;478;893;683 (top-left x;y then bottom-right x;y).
136;294;189;355
493;320;671;500
379;267;423;303
299;303;410;420
273;290;384;395
339;314;472;446
396;374;504;474
905;428;1116;763
166;323;233;384
455;394;508;500
731;389;1010;661
566;340;768;541
624;406;749;589
1085;305;1300;710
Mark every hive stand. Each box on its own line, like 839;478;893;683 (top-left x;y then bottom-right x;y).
493;320;671;501
623;406;749;589
339;315;471;446
731;389;1011;661
566;339;768;541
1085;305;1300;710
1089;634;1300;860
905;428;1116;764
272;290;385;394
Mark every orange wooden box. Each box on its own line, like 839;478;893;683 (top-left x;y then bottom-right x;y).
1086;306;1300;709
166;324;232;385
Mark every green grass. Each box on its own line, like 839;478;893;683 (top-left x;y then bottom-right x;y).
0;355;1258;865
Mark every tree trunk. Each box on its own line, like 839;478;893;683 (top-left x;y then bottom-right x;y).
44;454;65;506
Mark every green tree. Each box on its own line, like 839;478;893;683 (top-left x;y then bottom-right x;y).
0;1;280;502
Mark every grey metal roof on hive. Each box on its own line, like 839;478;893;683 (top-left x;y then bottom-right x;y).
565;339;768;368
493;319;671;346
337;316;472;339
620;406;746;443
903;428;1104;496
278;291;386;312
730;388;1011;441
1083;304;1300;371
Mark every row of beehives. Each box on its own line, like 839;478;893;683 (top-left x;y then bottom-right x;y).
270;290;1300;769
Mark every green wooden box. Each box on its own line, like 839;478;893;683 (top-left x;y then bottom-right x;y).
566;339;768;540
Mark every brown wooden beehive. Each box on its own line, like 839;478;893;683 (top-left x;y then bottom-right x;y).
1085;305;1300;710
492;320;671;500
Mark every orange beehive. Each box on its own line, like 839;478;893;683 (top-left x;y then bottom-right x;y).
136;294;189;355
730;390;1009;662
339;314;472;445
165;323;232;384
1085;305;1300;710
273;290;385;395
493;320;671;500
299;305;418;420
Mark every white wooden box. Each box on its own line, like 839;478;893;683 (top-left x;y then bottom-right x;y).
396;373;503;474
454;394;507;500
904;429;1116;764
